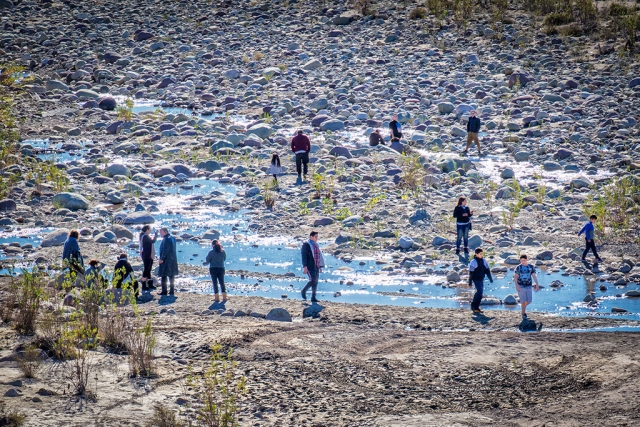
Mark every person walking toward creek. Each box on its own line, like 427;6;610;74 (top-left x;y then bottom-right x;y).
453;196;473;255
301;231;325;303
468;248;493;314
158;227;179;296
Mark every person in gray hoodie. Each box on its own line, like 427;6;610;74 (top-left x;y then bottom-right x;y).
206;239;227;302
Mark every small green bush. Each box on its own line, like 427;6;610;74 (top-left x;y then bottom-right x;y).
558;24;584;36
409;6;427;19
543;12;572;26
609;2;634;16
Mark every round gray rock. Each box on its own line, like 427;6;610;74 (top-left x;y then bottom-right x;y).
52;193;89;210
266;308;292;322
40;229;70;247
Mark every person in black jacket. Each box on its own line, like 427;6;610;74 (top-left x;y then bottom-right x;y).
113;253;139;297
388;115;403;140
369;129;384;147
464;110;482;155
139;225;158;292
301;231;325;302
453;196;473;254
468;248;493;314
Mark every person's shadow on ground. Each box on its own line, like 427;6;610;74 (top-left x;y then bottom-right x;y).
458;253;470;263
295;176;304;186
158;295;177;305
208;300;227;311
471;312;493;325
302;301;324;319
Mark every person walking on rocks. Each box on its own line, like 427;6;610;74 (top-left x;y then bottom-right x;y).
453;196;473;255
301;231;325;303
206;239;227;302
291;130;311;180
113;253;138;298
464;110;482;155
468;248;493;314
267;153;283;185
578;215;602;263
513;254;539;319
389;114;403;140
62;229;84;281
158;227;179;296
139;225;158;292
369;129;384;147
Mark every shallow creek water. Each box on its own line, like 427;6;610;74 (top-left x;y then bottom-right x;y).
6;120;640;320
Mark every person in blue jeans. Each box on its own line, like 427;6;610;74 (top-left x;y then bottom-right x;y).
453;196;473;255
578;215;602;263
468;248;493;314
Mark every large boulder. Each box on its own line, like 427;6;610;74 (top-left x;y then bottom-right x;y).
508;71;534;88
105;163;131;178
266;308;292;322
202;229;221;240
103;52;122;64
111;224;134;240
328;146;352;159
133;30;155;41
52;193;89;210
40;229;69;247
153;163;192;178
437;102;455;114
114;211;155;225
0;199;17;211
245;123;274;139
320;119;345;131
197;160;221;172
98;97;117;111
398;236;414;249
94;230;117;243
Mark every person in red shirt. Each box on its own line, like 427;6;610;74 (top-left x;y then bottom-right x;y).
291;130;311;179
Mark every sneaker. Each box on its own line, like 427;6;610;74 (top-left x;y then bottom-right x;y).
464;247;469;253
455;248;460;255
522;313;528;319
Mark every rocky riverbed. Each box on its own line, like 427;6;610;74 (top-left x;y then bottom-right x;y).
1;0;640;423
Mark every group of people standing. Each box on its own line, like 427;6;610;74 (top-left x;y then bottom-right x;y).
455;197;602;318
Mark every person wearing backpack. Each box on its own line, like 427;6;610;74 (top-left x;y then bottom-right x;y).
468;248;493;314
513;254;539;319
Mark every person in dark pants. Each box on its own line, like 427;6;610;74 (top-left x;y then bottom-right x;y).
139;225;158;291
62;229;84;281
291;129;311;180
464;110;482;155
453;196;473;255
158;227;179;296
206;239;227;302
388;114;403;140
369;129;384;146
301;231;325;302
113;253;139;297
468;248;493;314
578;215;602;262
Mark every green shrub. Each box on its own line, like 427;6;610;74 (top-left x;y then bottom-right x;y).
543;12;573;26
558;24;584;36
13;271;45;336
609;2;634;16
409;6;427;19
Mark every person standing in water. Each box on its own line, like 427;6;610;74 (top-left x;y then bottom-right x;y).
139;225;158;292
513;254;539;319
301;231;325;303
388;114;403;140
206;239;227;302
453;196;473;255
158;227;179;296
578;215;603;263
468;248;493;314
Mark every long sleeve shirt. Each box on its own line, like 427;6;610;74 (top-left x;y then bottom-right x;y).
578;222;595;240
